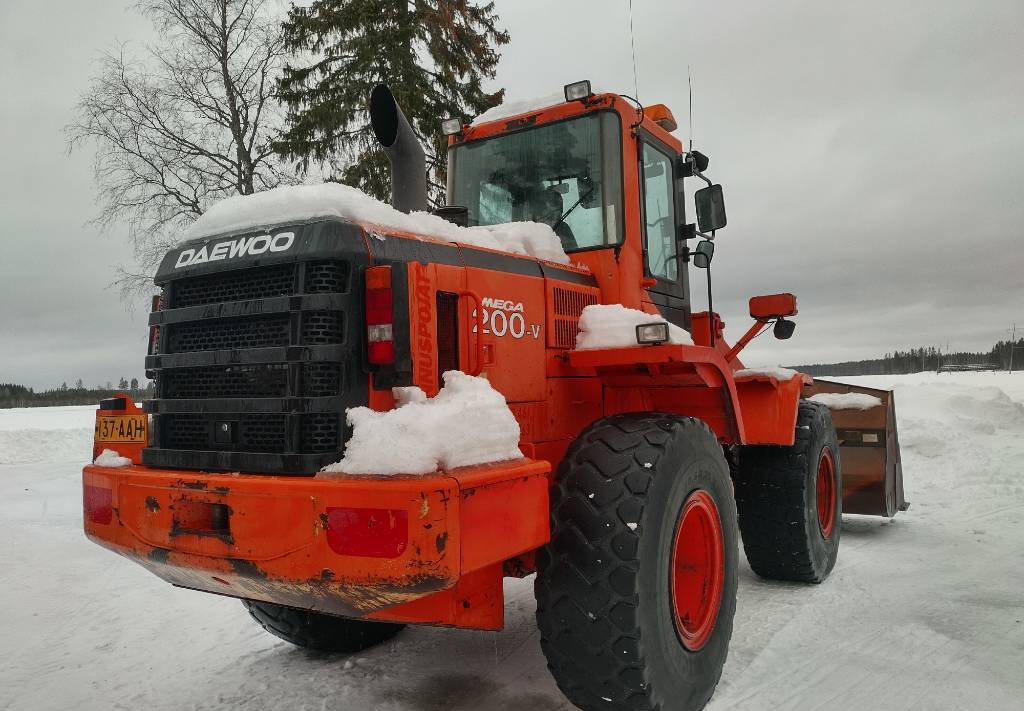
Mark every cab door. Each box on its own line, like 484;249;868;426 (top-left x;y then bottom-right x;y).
639;139;690;330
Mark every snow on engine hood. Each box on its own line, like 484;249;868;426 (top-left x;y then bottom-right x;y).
181;183;570;265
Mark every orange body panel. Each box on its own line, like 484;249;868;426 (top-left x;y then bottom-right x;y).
83;458;549;629
734;371;811;445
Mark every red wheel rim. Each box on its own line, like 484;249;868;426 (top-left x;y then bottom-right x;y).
670;490;724;651
816;448;836;538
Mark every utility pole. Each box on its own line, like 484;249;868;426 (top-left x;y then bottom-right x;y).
1010;323;1017;373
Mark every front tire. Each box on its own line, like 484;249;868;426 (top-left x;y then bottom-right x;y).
536;413;738;711
733;401;842;583
242;600;404;653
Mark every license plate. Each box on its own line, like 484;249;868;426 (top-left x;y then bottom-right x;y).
95;415;147;443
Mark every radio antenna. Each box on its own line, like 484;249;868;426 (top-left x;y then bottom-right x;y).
688;66;694;152
628;0;639;100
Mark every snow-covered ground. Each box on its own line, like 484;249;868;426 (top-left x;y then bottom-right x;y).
1;372;1022;710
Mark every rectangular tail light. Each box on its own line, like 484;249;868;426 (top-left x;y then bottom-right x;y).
148;293;161;356
84;484;113;525
365;266;394;365
325;507;408;558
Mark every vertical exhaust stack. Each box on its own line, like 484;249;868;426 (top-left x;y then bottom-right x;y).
370;85;428;214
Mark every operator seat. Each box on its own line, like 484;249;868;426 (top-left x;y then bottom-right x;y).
530;188;577;251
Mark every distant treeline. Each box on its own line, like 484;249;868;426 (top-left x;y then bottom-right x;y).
0;380;153;409
793;339;1022;377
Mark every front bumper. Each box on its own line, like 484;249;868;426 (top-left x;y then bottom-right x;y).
82;459;549;624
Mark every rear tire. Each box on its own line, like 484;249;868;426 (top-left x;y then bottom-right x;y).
733;401;841;583
536;413;738;711
242;600;404;653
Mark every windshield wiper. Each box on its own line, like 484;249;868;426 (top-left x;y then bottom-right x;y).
552;183;596;232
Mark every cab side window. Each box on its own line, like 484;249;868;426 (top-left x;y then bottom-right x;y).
641;144;677;282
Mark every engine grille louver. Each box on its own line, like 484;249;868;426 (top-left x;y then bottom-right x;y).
549;285;599;348
143;231;368;475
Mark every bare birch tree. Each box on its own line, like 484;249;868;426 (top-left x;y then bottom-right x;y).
67;0;290;296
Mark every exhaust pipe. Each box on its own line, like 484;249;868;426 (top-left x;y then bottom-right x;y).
369;84;428;214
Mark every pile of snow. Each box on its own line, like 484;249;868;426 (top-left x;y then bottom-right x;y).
93;449;132;468
321;371;522;476
734;366;800;381
471;92;566;126
471;84;610;126
183;183;569;264
808;392;883;410
574;304;692;350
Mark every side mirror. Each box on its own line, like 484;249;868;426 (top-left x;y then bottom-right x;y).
692;239;714;269
774;318;796;340
695;184;727;233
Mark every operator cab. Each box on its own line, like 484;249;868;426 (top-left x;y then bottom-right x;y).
447;110;623;255
445;81;728;332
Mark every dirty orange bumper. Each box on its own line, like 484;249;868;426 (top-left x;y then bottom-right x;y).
82;458;550;630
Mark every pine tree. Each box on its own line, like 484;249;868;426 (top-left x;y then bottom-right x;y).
274;0;508;206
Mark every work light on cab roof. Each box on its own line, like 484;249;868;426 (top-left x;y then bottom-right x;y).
563;79;593;102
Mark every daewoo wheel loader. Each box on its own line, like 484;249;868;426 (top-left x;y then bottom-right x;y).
83;81;907;711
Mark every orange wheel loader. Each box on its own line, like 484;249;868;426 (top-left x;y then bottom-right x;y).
83;82;907;711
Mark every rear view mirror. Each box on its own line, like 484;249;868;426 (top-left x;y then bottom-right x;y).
774;318;796;340
692;239;714;269
695;184;727;233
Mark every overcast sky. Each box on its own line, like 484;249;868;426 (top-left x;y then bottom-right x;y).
2;0;1022;390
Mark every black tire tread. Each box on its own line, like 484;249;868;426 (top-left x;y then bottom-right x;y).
732;401;838;583
536;413;735;711
243;600;404;653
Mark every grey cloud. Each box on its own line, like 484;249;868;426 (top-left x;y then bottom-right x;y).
1;0;1022;389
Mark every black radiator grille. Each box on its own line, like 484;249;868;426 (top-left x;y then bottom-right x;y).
305;261;349;293
162;413;341;454
163;364;289;399
303;363;343;397
301;414;341;453
160;363;343;400
167;314;291;353
162;413;287;452
302;312;344;345
144;242;368;475
162;414;209;450
172;263;295;308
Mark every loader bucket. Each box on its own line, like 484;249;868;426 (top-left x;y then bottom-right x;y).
803;379;908;517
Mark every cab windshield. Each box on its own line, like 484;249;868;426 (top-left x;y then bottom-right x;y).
447;112;623;252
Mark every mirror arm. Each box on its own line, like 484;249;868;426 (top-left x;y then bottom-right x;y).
724;319;771;363
704;265;715;347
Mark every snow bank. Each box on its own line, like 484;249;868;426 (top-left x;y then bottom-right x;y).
321;371;522;476
0;406;95;465
808;392;883;410
93;449;131;467
182;183;569;264
574;304;692;350
734;366;800;381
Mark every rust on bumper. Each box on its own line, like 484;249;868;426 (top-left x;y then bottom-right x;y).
83;458;550;627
